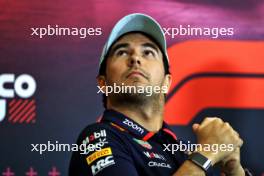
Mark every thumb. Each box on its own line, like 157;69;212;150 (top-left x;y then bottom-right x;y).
220;172;226;176
192;123;200;133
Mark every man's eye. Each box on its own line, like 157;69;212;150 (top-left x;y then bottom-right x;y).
143;50;155;57
116;50;128;56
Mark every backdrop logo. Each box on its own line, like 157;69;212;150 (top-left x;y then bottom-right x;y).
0;74;37;123
165;41;264;125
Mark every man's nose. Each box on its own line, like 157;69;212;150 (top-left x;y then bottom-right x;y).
128;52;141;67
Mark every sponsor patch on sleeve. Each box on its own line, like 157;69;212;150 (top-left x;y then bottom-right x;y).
86;147;112;165
79;129;109;155
90;155;115;176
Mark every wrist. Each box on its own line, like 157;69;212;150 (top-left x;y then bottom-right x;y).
188;152;212;172
196;150;218;166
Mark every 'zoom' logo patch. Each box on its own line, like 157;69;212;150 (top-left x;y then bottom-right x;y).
123;119;144;134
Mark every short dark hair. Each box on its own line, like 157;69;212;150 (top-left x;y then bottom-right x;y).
98;32;170;108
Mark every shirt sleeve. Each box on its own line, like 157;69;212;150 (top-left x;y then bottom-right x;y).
69;123;140;176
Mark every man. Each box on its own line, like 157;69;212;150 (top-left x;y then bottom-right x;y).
69;13;251;176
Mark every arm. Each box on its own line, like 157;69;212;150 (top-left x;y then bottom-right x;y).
69;124;139;176
173;160;206;176
220;148;245;176
173;117;244;176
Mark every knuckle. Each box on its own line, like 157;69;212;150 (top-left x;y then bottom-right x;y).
204;117;212;121
224;122;230;126
214;117;223;123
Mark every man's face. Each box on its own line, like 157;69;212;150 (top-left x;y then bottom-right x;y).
99;33;171;89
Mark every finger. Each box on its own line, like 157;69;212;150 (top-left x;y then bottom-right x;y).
220;172;226;176
224;122;231;127
200;117;218;127
192;123;200;132
222;147;240;164
224;159;239;171
233;130;240;137
238;138;243;147
226;123;240;137
231;129;239;137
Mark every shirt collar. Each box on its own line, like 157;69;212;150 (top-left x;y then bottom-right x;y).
100;109;177;141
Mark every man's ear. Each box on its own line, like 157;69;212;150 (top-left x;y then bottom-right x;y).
163;74;172;94
97;75;106;92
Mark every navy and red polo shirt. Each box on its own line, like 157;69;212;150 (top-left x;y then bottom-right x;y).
69;109;243;176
